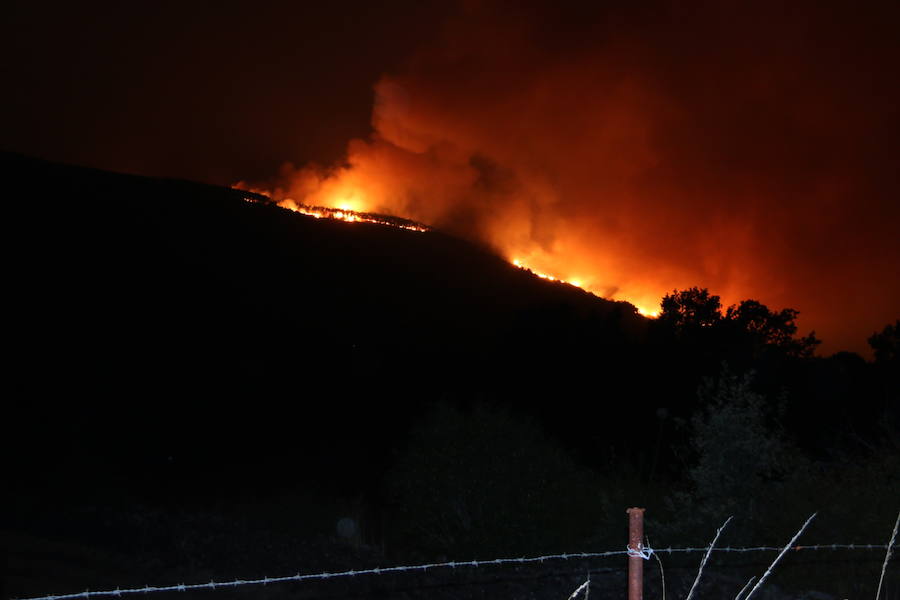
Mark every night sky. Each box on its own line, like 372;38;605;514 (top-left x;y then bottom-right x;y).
4;0;900;355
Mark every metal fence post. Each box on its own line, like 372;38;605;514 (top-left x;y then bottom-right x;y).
627;507;645;600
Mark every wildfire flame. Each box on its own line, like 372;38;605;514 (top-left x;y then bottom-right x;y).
511;258;659;318
243;190;659;318
242;194;429;232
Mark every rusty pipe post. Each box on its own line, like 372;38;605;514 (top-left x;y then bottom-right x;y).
627;507;645;600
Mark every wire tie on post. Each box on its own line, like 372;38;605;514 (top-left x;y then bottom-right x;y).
627;544;654;560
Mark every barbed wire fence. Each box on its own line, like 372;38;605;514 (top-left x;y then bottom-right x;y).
14;510;899;600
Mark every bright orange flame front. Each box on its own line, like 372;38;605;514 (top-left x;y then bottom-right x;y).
510;257;659;318
242;190;660;318
244;195;429;232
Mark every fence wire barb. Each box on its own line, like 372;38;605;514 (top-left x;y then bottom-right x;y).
15;541;898;600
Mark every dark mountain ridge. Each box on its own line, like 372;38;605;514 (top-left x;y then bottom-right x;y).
4;152;653;493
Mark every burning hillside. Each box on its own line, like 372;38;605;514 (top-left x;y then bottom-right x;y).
242;192;429;232
239;189;659;317
232;2;900;355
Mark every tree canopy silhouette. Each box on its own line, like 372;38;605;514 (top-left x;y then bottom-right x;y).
724;299;820;358
659;286;722;331
868;319;900;365
658;287;820;359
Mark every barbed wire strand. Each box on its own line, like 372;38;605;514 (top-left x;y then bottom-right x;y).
685;515;733;600
654;543;894;554
875;510;900;600
17;538;898;600
17;551;626;600
741;512;817;600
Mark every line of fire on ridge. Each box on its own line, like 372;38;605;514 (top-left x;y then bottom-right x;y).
242;194;429;232
240;192;658;317
512;259;659;317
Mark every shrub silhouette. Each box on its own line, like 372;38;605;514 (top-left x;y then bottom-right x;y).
664;365;802;543
383;401;602;560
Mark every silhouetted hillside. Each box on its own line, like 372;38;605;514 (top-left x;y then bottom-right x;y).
7;152;896;491
4;151;655;493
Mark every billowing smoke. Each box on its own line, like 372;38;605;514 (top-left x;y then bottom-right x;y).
250;1;900;353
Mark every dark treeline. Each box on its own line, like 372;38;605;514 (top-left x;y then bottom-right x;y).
4;152;898;599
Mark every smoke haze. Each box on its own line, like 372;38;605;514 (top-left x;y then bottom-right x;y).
250;1;900;353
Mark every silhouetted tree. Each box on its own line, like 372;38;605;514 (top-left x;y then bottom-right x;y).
725;299;820;358
659;288;819;360
868;319;900;365
659;287;723;331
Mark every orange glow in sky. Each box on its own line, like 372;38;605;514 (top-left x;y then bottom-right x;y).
237;3;900;355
